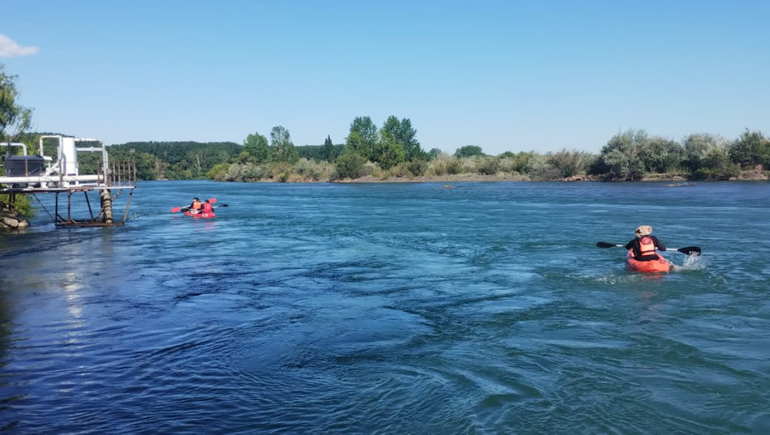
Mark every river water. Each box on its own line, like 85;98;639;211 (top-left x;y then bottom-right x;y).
1;180;769;434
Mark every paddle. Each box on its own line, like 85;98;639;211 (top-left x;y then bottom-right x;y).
596;241;701;256
171;198;217;213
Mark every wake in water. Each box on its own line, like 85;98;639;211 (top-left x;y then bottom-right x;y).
671;253;708;272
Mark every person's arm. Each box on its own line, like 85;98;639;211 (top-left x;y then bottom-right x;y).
655;236;667;251
624;239;635;250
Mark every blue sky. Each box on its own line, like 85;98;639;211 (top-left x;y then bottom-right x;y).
2;0;769;155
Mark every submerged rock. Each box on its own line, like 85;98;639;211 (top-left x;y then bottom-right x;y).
0;214;29;231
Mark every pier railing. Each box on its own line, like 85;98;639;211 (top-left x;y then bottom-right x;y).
100;159;137;187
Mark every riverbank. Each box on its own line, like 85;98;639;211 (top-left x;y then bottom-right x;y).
334;169;769;183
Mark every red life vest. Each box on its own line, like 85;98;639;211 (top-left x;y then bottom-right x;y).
202;203;213;213
639;236;656;256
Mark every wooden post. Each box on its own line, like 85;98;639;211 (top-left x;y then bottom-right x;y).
100;189;113;223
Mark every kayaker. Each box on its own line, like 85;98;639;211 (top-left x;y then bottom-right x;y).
202;199;213;214
189;197;203;214
625;225;667;261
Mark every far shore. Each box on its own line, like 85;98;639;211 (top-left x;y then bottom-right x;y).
332;170;769;184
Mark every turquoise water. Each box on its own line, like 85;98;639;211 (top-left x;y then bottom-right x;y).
1;180;769;434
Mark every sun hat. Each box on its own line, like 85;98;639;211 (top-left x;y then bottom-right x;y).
635;225;653;237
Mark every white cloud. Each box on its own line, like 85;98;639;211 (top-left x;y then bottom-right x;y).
0;34;39;58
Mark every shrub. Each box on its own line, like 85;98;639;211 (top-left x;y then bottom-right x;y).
294;158;334;181
477;157;500;175
207;163;231;181
386;162;412;178
333;152;367;180
407;159;428;176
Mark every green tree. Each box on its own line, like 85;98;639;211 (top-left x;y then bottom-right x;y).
427;148;442;160
0;64;32;141
270;126;299;163
380;116;423;161
345;116;378;160
206;163;231;181
638;137;684;173
694;148;741;180
729;129;770;168
0;65;35;218
591;129;647;180
373;136;406;170
455;145;484;158
243;132;271;163
683;133;726;172
134;152;158;180
322;135;335;162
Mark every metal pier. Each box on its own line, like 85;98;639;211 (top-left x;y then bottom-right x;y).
1;136;137;227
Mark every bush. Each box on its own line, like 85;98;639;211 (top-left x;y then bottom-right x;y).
477;157;500;175
269;163;294;181
406;159;428;176
386;162;412;178
333;152;367;180
692;148;741;180
547;149;593;178
527;154;562;181
729;129;770;168
0;194;35;219
294;158;334;181
426;153;462;176
207;163;231;181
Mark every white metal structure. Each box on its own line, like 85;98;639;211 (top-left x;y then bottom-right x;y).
0;135;136;227
0;135;112;190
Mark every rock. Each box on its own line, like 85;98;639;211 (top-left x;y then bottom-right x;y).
1;216;20;229
0;215;29;231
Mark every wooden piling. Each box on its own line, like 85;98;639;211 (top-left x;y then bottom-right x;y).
100;189;113;223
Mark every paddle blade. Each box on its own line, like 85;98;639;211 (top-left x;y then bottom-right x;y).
171;207;183;213
677;246;701;256
209;198;217;204
596;242;622;248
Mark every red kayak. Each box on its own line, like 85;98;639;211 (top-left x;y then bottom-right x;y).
184;211;216;219
626;250;671;273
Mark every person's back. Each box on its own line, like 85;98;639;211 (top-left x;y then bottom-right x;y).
625;225;666;261
202;201;213;214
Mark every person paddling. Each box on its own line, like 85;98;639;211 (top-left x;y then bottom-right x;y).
201;199;214;214
625;225;666;261
189;197;203;214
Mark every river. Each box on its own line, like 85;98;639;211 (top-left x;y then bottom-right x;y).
1;180;769;434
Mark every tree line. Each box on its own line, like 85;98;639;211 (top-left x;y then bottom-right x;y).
12;124;770;184
2;63;768;186
202;122;769;182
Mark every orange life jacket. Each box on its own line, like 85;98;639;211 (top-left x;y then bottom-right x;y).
192;202;202;210
639;236;656;256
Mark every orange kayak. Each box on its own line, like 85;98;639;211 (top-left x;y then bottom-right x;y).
184;211;216;219
626;250;671;273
